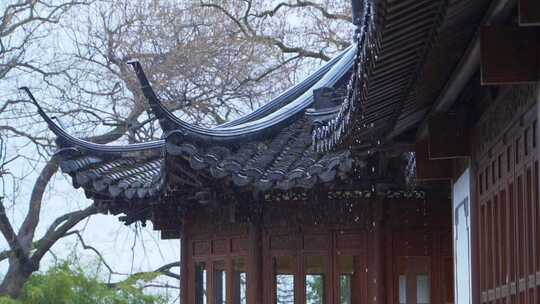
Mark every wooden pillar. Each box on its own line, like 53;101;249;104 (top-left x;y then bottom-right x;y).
180;232;189;304
368;199;385;304
384;224;394;304
247;221;262;304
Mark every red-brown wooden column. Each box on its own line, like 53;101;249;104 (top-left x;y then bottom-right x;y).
368;199;385;304
247;221;262;304
180;231;189;304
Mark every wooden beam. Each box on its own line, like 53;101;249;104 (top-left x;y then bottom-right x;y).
161;230;181;239
428;112;470;159
480;26;540;85
416;139;452;181
519;0;540;26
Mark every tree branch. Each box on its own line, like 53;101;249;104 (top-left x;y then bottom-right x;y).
17;159;60;254
0;200;31;266
199;1;331;61
253;1;352;22
62;230;117;275
106;261;180;289
30;205;99;264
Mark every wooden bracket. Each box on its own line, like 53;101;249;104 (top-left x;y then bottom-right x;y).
415;139;452;181
520;0;540;26
480;26;540;85
427;112;470;159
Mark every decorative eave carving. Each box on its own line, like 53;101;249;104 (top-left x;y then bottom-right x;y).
263;189;425;202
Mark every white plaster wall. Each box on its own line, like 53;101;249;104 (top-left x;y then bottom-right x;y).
453;168;472;304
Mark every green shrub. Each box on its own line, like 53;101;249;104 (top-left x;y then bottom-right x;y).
0;262;169;304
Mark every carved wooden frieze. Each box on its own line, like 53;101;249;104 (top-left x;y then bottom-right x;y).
263;189;425;202
263;191;308;202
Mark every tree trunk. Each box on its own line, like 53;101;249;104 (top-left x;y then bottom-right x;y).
0;258;35;298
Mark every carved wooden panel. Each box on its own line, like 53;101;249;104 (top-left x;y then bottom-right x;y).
387;199;452;229
262;200;372;228
269;234;301;251
303;234;329;251
231;237;248;253
193;241;210;256
212;239;228;255
474;97;539;303
393;231;432;256
335;232;365;252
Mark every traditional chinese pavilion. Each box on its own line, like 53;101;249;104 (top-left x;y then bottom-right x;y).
24;0;540;303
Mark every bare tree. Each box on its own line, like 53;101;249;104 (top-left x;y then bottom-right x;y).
47;0;353;132
0;0;353;299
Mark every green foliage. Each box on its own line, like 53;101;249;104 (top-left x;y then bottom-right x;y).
0;262;168;304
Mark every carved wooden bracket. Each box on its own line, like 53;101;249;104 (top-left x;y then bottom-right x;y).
415;139;452;181
427;111;471;159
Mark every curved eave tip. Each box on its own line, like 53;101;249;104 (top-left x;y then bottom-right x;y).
18;86;74;148
19;86;50;121
126;59;140;67
19;86;39;106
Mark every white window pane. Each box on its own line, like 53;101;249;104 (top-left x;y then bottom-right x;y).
399;275;406;304
276;274;295;304
275;256;295;304
239;273;247;304
417;274;430;304
340;275;351;304
213;261;227;304
233;257;247;304
196;262;207;304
